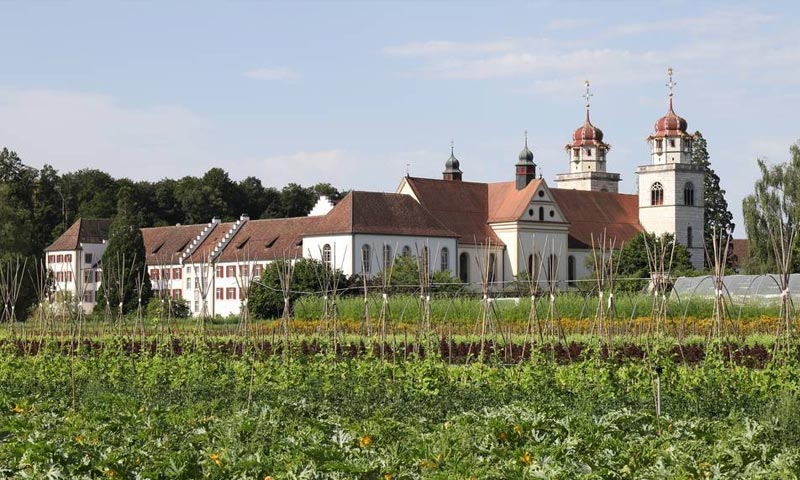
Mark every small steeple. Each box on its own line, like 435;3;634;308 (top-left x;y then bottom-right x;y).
442;140;463;181
515;130;536;190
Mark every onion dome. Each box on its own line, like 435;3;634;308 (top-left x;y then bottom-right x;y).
653;96;689;137
518;134;534;163
442;141;463;181
570;109;606;147
445;150;460;171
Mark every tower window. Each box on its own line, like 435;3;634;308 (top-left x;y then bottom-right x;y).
572;148;579;159
651;182;664;206
655;139;663;151
669;139;676;148
586;149;592;156
684;182;695;206
687;226;693;248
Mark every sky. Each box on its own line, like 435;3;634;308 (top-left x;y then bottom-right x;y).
1;1;799;235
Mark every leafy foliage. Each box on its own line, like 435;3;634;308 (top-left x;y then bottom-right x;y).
616;232;693;291
692;132;735;266
742;142;800;273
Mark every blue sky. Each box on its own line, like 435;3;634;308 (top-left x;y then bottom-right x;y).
1;1;799;234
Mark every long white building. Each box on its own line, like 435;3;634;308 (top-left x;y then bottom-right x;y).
46;76;705;316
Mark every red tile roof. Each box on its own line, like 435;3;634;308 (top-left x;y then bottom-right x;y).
216;216;322;262
184;222;236;263
142;223;207;266
487;179;544;223
403;177;503;245
549;189;642;249
313;191;456;237
46;218;112;251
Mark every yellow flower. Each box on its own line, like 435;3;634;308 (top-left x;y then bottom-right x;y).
12;405;24;414
513;424;523;435
104;469;116;478
210;453;222;466
359;435;373;448
264;476;273;480
384;474;394;480
75;434;84;444
521;451;532;465
419;459;438;469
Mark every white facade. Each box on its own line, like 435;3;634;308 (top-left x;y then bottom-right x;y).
46;241;106;313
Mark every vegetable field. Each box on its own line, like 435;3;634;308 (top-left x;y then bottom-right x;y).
2;332;800;479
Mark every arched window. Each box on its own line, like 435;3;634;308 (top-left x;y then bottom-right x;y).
547;254;557;283
361;244;371;275
382;244;392;271
420;246;429;274
687;226;693;248
488;253;497;284
651;182;664;206
539;206;545;221
533;254;541;281
401;245;411;257
322;244;332;267
527;254;533;277
440;247;449;272
567;255;576;286
459;252;469;283
684;182;695;206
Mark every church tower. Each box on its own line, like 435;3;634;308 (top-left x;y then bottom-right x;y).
555;81;621;192
515;132;536;190
636;68;704;268
442;141;463;181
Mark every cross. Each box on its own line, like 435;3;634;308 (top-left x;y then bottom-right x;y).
524;130;528;147
450;139;454;154
666;67;676;97
582;79;593;108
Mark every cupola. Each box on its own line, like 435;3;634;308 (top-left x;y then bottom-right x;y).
442;141;463;181
515;131;536;190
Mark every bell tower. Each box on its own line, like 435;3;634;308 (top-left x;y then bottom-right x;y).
555;81;620;192
636;68;705;268
442;141;463;181
515;131;536;190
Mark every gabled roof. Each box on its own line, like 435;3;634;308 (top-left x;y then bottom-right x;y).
142;224;207;266
184;222;236;263
549;189;642;249
311;191;456;238
46;218;112;251
216;216;322;262
402;177;501;245
487;179;545;223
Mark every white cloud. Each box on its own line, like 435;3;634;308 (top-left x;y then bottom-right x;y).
243;66;301;81
0;87;216;180
384;39;518;57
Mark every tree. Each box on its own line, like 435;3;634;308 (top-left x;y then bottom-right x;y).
280;183;316;218
742;143;800;273
616;232;693;291
249;258;344;319
96;186;152;314
691;132;735;265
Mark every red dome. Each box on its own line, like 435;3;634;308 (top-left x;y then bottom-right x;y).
653;97;688;137
570;109;606;147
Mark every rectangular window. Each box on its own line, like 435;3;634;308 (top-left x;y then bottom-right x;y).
83;290;95;303
95;271;100;282
84;271;92;283
194;301;199;312
226;266;236;277
56;254;63;263
162;269;171;280
216;266;224;278
67;271;73;282
185;278;191;290
151;269;159;280
194;278;200;289
48;255;55;263
172;268;182;279
85;253;92;264
253;264;263;277
226;287;236;300
239;265;249;277
172;289;183;299
65;254;72;263
216;288;223;300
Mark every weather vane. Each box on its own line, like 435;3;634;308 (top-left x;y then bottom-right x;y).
450;139;454;154
666;67;676;97
582;79;593;108
524;129;528;147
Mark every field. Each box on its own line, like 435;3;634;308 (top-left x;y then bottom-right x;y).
2;292;800;479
